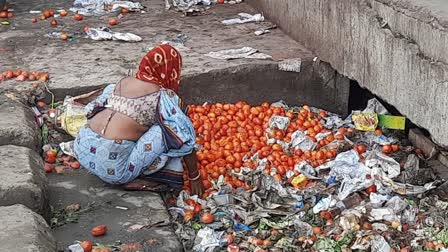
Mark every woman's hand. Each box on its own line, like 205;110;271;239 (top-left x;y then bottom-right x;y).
190;177;204;196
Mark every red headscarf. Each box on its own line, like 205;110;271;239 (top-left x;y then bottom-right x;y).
136;44;182;93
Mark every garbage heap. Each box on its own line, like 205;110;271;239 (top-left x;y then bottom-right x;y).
170;99;446;252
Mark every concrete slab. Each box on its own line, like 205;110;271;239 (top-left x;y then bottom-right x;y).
0;145;50;219
0;204;57;252
249;0;448;146
0;0;313;99
49;168;181;251
0;95;41;150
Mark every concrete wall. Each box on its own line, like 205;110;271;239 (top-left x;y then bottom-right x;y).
249;0;448;145
180;62;350;115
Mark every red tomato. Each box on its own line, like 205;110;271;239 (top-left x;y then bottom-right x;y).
201;212;214;224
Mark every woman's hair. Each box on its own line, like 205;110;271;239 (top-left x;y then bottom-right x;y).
135;44;182;93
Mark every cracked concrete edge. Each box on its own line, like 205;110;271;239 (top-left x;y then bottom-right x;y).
0;204;57;252
248;0;448;146
0;145;51;220
0;95;42;151
375;0;448;29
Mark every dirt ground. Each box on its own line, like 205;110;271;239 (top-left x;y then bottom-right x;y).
0;0;315;251
0;0;312;98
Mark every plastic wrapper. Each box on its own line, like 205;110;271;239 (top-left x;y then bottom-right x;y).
71;0;143;16
270;100;288;109
268;116;290;131
369;208;398;222
60;140;76;157
58;103;86;137
294;161;319;179
363;98;389;115
222;13;264;25
365;150;401;179
193;227;224;252
278;58;301;73
205;47;271;60
165;0;211;12
339;211;361;232
369;192;389;208
352;112;378;131
290;130;316;152
385;196;408;214
293;220;313;237
370;235;391;252
68;244;84;252
372;223;389;231
379;177;437;195
330;150;364;181
86;27;142;42
313;196;336;214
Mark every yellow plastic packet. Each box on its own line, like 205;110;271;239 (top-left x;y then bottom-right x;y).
291;174;308;189
59;103;87;137
352;113;378;131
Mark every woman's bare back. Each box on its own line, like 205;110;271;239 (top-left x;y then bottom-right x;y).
89;77;161;141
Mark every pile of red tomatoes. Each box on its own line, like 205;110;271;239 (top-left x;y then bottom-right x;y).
184;101;347;197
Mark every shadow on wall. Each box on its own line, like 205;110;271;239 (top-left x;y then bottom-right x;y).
348;80;427;136
180;62;350;116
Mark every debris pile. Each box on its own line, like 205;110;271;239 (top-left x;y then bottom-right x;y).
168;99;445;251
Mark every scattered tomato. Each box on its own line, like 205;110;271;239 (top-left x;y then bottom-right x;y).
74;13;84;21
121;8;129;14
391;144;400;152
43;10;51;18
362;222;373;230
0;11;8;18
60;33;69;40
7;12;13;18
36;101;46;108
365;184;377;194
60;10;68;17
80;240;93;252
70;161;81;169
355;144;367;154
50;19;57;26
193;203;202;214
320;211;332;220
108;18;118;26
374;129;383;135
44;163;53;173
382;144;392;154
312;226;322;235
201;212;214;224
32;17;38;23
91;224;107;237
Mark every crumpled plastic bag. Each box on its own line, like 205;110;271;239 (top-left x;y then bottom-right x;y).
222;13;264;25
290;130;316;152
58;102;87;137
193;227;224;252
363;98;389;115
71;0;143;16
268;116;290;131
205;47;272;60
369;192;389;208
365;150;400;179
165;0;211;12
86;27;142;42
370;235;391;252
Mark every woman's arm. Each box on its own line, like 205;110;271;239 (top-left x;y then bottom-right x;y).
183;150;204;196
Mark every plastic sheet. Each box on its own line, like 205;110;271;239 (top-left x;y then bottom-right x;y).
71;0;143;16
365;150;401;179
86;27;142;42
205;47;271;60
222;13;264;25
